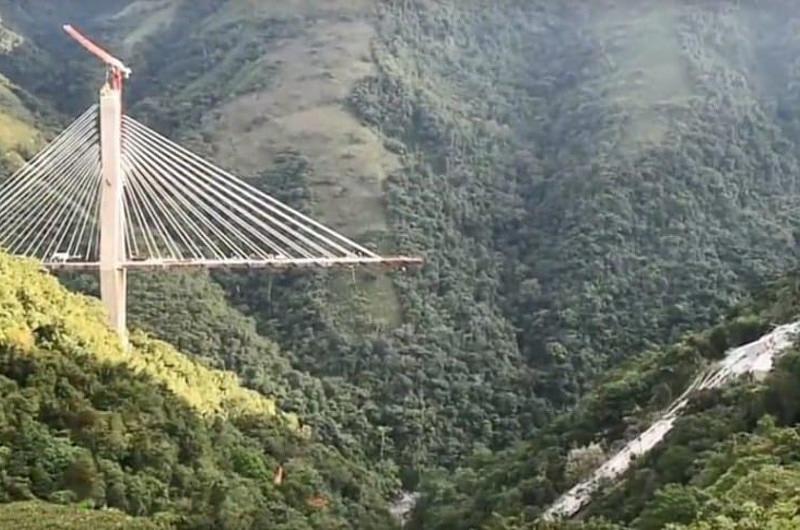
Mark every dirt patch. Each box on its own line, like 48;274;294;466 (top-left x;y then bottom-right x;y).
205;17;398;234
202;14;402;327
594;1;694;152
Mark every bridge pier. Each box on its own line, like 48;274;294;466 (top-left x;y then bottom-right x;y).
99;82;127;345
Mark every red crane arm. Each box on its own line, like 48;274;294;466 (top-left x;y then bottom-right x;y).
63;25;131;82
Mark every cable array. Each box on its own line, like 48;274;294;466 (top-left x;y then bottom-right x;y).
0;105;413;270
120;115;379;262
0;106;102;262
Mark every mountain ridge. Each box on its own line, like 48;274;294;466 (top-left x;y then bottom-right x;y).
4;1;800;528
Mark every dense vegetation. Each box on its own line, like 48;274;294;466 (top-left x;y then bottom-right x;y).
105;0;800;475
4;0;800;528
0;254;395;529
411;272;800;529
0;501;161;530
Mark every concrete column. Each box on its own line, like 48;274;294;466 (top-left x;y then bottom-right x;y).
98;83;127;344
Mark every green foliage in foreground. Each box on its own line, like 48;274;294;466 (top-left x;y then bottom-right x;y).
608;417;800;530
222;0;800;473
0;254;395;529
0;501;162;529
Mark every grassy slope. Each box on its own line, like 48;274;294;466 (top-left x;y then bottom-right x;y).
0;77;40;170
513;0;800;378
111;1;179;56
201;2;402;326
0;255;294;426
0;0;541;472
0;501;162;529
7;0;800;492
0;21;40;170
117;0;402;328
593;1;693;152
0;0;408;475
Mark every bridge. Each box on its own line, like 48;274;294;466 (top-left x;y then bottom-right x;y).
0;25;422;343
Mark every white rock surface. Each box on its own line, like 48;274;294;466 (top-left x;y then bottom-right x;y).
0;17;23;54
389;491;419;527
542;322;800;520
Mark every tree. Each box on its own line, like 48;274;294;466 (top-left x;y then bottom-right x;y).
564;443;606;483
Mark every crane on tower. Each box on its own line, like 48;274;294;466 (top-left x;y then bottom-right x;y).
62;24;131;90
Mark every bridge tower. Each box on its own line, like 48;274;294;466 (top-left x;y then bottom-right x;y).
99;76;126;342
64;25;132;343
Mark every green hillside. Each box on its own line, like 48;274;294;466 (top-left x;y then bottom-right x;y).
0;501;161;529
411;271;800;529
4;0;800;528
0;253;395;529
0;23;43;173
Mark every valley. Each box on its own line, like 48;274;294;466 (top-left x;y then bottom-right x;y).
3;1;800;529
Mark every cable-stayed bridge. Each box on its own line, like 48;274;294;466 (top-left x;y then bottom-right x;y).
0;105;413;272
0;25;422;343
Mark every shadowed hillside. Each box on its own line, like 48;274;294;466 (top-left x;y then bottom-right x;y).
411;264;800;529
3;2;800;523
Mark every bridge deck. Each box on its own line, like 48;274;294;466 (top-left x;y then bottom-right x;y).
42;256;424;272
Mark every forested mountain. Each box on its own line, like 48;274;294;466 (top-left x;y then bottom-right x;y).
411;272;800;528
4;0;800;528
0;253;396;529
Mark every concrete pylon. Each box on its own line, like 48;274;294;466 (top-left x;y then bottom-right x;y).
98;83;127;345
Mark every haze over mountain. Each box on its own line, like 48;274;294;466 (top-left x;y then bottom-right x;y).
3;1;800;529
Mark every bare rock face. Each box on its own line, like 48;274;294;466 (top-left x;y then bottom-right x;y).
389;491;420;527
543;322;800;521
0;17;22;54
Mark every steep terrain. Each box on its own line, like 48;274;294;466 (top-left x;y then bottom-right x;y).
544;320;800;520
4;1;800;527
0;17;42;173
411;271;800;529
0;501;161;529
0;253;395;529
